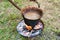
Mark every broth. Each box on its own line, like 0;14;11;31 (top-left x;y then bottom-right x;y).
24;12;40;20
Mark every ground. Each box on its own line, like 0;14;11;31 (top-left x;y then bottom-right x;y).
0;0;60;40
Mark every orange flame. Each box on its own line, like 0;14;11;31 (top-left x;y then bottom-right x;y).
26;25;32;30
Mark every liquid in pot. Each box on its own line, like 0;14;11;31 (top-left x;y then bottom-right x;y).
24;12;40;20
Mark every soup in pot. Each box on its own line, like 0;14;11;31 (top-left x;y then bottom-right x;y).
24;12;40;20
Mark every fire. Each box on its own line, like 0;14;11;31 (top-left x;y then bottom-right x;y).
26;25;32;30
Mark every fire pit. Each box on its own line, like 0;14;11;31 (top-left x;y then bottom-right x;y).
17;20;44;37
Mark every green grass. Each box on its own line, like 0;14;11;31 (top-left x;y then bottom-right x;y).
0;0;60;40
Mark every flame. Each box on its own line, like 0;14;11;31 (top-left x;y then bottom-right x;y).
26;25;32;30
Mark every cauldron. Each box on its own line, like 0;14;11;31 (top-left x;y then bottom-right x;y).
21;7;43;30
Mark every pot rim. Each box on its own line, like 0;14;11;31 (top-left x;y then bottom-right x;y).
21;6;43;18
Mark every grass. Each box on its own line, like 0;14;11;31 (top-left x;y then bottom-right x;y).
0;0;60;40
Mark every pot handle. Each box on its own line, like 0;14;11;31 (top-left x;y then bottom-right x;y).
9;0;21;10
8;0;40;11
29;0;40;8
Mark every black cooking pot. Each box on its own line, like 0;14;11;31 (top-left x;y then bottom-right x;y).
21;7;43;29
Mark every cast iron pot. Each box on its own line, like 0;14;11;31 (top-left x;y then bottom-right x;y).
21;7;43;29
